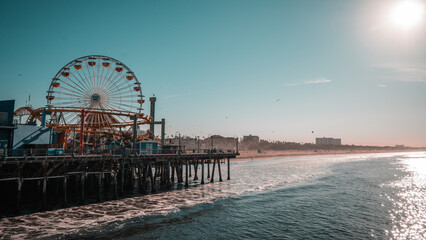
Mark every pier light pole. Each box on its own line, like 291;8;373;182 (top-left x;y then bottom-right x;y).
149;96;156;140
161;119;165;148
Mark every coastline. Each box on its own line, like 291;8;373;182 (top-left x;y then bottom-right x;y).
234;149;422;162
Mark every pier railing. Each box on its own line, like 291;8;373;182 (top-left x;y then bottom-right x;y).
1;148;238;161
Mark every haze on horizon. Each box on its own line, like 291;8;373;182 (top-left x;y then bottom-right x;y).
0;0;425;147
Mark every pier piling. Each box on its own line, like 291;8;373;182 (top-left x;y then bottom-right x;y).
149;162;156;193
210;159;216;183
16;179;22;214
207;160;210;179
80;174;85;204
185;160;189;188
218;159;223;182
201;159;205;184
227;158;230;180
194;163;198;181
42;178;47;210
113;173;118;200
171;165;175;183
167;160;171;187
63;176;67;206
120;163;124;195
97;173;102;202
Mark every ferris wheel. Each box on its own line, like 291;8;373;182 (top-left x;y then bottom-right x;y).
46;55;144;127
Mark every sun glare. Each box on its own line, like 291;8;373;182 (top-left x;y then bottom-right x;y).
389;0;425;30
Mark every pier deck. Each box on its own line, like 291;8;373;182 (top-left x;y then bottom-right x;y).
0;152;238;216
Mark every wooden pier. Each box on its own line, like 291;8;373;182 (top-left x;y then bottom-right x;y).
0;152;238;216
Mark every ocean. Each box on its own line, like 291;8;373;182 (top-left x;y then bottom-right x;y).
0;152;425;239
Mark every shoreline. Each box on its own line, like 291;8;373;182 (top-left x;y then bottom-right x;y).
233;149;422;162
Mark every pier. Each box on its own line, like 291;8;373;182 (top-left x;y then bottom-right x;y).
0;55;240;217
0;151;238;216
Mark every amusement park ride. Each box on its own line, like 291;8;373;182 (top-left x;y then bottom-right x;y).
13;55;158;150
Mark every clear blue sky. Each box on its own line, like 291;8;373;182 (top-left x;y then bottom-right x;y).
1;0;425;146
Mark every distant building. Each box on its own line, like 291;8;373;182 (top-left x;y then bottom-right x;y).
316;137;342;145
165;136;198;151
165;135;237;152
240;135;260;150
210;135;236;150
242;135;260;144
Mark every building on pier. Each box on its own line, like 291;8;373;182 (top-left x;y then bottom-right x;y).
0;100;58;152
0;100;17;150
12;124;56;149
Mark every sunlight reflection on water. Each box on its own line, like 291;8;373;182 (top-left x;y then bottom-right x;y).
389;152;426;239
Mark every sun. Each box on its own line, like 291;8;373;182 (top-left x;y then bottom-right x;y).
389;0;424;30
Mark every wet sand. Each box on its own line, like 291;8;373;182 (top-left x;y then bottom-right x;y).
234;149;420;161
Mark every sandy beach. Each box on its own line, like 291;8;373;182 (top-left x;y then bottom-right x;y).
234;149;421;161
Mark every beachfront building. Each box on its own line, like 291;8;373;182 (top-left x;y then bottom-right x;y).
241;134;260;150
209;135;237;150
316;137;342;145
165;135;237;152
242;135;260;144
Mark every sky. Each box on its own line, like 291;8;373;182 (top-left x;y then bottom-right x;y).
0;0;425;147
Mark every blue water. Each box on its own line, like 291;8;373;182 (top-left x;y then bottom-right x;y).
1;152;425;239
